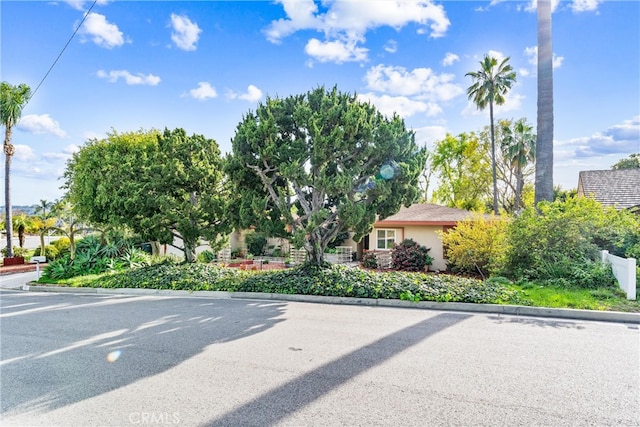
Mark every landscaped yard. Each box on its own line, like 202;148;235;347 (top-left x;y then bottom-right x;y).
36;262;640;313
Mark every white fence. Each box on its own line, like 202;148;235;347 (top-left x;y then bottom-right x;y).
289;246;353;265
601;250;637;300
289;248;307;264
218;248;231;263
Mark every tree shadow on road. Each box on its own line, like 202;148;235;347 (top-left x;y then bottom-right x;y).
206;311;471;427
0;290;287;416
487;315;586;329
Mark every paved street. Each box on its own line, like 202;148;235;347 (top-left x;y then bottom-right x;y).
1;290;638;426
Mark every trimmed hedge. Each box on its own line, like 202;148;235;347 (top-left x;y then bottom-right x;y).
72;262;521;304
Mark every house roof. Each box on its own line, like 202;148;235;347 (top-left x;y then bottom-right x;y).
577;169;640;209
374;203;474;226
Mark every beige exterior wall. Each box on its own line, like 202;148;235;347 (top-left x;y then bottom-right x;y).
367;225;447;271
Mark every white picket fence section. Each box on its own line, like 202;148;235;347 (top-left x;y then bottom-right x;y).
601;250;637;300
218;248;231;263
289;248;307;264
289;246;353;265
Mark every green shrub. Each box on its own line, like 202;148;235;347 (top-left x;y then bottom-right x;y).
391;239;433;272
361;251;378;269
33;245;60;260
231;249;245;259
76;235;102;252
197;250;216;263
503;196;639;287
439;213;507;278
1;246;29;258
53;237;71;254
244;231;267;256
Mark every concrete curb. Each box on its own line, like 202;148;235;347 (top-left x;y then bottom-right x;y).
22;283;640;324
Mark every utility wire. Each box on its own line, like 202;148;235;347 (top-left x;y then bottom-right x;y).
27;0;98;104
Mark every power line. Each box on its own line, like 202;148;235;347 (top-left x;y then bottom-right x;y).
27;0;98;104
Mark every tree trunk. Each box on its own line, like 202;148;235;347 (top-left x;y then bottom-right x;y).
184;246;197;263
69;233;76;260
305;231;326;266
4;140;13;258
535;0;554;204
151;241;161;256
18;225;25;247
489;101;498;215
39;232;46;257
515;170;524;211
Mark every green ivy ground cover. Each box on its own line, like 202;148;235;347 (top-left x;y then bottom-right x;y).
38;263;639;312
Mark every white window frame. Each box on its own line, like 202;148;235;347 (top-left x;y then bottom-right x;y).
375;229;396;250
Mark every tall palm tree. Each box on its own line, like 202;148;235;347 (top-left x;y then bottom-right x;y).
535;0;554;203
466;55;517;214
1;82;31;257
501;118;536;211
35;199;53;219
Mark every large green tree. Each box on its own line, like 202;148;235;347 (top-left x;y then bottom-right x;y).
612;153;640;170
1;82;31;257
64;128;230;262
466;55;517;215
535;0;554;204
227;86;425;265
430;132;491;211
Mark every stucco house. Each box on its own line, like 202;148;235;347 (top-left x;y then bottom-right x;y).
577;169;640;211
358;203;474;271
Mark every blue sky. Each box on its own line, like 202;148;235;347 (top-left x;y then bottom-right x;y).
1;0;639;206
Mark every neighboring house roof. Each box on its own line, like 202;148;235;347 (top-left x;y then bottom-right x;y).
577;169;640;210
374;203;473;226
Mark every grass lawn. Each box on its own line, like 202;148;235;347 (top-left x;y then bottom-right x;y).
509;282;640;312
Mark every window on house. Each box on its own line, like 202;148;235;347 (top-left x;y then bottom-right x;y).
376;229;396;250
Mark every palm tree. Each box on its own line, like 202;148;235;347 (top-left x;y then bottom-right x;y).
535;0;554;203
466;55;517;214
12;213;31;248
501;118;536;211
1;82;31;257
34;199;53;219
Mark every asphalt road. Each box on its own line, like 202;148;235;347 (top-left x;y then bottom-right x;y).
1;290;638;426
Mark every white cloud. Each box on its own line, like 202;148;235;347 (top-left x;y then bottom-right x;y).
41;145;80;162
17;114;67;137
13;145;36;162
97;70;161;86
524;46;564;71
238;85;263;102
64;1;110;11
570;0;603;13
170;13;202;51
461;93;524;117
414;125;448;147
384;39;398;54
226;85;264;103
556;116;639;159
305;38;368;63
265;0;450;63
357;92;442;119
364;64;463;101
188;82;217;100
79;12;126;49
442;52;459;67
522;0;600;14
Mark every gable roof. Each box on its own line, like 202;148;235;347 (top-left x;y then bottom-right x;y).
374;203;474;226
577;169;640;209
